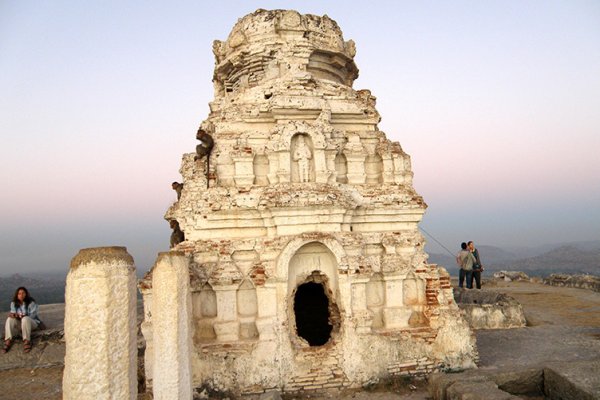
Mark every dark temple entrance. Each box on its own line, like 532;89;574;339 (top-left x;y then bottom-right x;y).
294;281;332;346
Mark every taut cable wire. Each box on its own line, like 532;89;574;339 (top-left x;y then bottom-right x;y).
419;226;455;258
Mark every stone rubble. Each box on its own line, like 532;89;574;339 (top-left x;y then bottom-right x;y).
429;360;600;400
493;270;530;282
544;273;600;293
453;288;526;330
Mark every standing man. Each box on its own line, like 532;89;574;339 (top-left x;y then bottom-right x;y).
456;242;476;288
468;241;484;289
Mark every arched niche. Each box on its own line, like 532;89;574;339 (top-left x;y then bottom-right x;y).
253;154;269;186
365;154;383;184
366;273;385;307
290;134;315;183
276;237;346;287
237;279;258;317
334;152;348;183
194;283;217;341
287;242;339;294
199;283;217;318
403;272;425;306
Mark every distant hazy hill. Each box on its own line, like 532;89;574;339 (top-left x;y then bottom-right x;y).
501;245;600;276
0;272;66;309
505;240;600;259
428;240;600;277
1;240;598;307
427;253;457;270
475;245;519;264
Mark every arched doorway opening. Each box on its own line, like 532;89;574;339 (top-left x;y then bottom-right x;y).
286;242;341;347
294;281;332;346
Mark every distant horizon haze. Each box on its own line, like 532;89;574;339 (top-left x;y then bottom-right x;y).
1;1;599;275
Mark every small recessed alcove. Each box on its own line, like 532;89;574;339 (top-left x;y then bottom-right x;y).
334;152;348;183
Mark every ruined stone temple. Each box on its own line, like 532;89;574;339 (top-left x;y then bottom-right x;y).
139;9;477;396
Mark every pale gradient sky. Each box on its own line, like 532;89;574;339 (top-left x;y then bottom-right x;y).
1;1;599;275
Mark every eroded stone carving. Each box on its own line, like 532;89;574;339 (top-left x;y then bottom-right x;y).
291;134;313;183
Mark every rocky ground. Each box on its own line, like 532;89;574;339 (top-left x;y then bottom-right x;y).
0;304;64;400
1;279;599;399
477;279;600;369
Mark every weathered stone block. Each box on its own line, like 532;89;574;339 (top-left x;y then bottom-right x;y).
544;360;600;400
492;368;543;396
151;252;193;400
63;246;137;400
454;289;526;330
446;380;518;400
382;307;412;328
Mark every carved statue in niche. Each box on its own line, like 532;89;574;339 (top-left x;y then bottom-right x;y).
291;134;313;183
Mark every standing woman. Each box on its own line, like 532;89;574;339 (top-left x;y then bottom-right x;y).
3;287;40;353
468;241;484;289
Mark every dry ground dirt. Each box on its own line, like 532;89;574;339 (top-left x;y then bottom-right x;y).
1;279;599;399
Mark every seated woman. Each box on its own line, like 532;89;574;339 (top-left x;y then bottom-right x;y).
3;287;41;353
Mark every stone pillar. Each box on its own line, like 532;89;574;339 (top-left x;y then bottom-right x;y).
345;153;366;184
351;280;372;333
213;284;240;341
151;252;193;400
266;153;280;184
139;290;154;389
276;150;291;183
233;154;255;186
255;284;277;340
314;148;328;183
351;281;368;313
382;154;395;183
63;246;137;400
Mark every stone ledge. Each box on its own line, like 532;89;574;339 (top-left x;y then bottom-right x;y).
544;273;600;293
454;288;526;330
428;360;600;400
0;334;65;371
544;360;600;400
0;303;66;371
